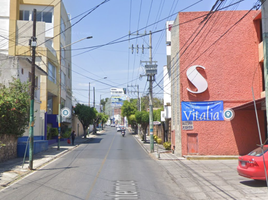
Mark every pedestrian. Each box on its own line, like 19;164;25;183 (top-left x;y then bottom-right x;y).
71;130;76;145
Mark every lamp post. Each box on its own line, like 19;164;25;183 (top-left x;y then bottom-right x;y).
58;36;93;150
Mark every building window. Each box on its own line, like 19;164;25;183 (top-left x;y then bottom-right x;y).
19;10;30;21
21;68;24;74
43;12;52;23
19;10;52;23
48;62;56;84
35;11;52;23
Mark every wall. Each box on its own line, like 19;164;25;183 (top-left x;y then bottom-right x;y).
72;114;85;137
172;10;263;156
0;134;17;163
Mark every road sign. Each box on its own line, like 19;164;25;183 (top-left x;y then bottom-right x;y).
61;107;71;118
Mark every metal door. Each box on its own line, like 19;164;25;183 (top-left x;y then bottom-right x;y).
187;133;198;154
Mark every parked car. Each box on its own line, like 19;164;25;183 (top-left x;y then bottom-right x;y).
111;124;115;127
237;145;268;180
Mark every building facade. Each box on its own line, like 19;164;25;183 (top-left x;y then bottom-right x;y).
0;0;72;155
169;10;265;157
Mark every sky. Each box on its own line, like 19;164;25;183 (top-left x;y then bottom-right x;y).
62;0;260;107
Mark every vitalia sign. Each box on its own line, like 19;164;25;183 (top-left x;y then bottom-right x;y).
181;101;224;121
186;65;208;94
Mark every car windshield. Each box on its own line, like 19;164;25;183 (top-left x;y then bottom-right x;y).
247;146;268;157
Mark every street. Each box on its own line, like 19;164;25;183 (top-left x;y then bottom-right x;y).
1;127;268;200
0;127;180;200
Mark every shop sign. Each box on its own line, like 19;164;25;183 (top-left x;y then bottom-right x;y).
181;101;224;121
182;121;193;130
186;65;208;94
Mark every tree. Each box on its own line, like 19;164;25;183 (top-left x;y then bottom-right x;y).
95;112;109;130
101;98;109;113
140;96;163;111
135;111;149;141
121;100;137;122
0;79;30;136
74;104;97;138
128;114;137;133
153;108;163;122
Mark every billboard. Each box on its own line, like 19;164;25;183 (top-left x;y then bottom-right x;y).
111;95;127;107
110;88;126;96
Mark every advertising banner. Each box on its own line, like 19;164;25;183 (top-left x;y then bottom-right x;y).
181;101;224;121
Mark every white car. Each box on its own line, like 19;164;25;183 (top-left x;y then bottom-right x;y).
111;124;115;127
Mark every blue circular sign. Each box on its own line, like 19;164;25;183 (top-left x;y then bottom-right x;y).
61;107;71;118
224;109;235;121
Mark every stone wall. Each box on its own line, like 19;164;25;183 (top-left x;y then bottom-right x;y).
0;134;17;163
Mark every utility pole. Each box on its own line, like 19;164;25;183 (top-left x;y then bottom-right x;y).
140;31;157;152
29;9;37;170
93;87;96;134
100;94;102;112
148;31;155;153
89;82;90;107
93;87;95;108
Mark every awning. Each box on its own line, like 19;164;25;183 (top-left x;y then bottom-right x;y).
232;97;265;111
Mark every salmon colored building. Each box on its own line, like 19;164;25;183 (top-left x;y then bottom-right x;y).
169;10;266;157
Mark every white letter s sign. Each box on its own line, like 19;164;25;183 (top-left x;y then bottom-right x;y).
186;65;208;94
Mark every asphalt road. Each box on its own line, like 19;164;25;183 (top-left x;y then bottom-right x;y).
0;127;180;200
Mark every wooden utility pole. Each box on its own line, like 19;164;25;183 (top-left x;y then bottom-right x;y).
29;9;37;170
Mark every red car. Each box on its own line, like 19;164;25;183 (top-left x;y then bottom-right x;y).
237;145;268;180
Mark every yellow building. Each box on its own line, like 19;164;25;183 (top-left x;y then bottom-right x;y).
0;0;73;143
0;0;72;121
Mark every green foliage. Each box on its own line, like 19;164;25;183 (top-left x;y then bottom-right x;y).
101;98;109;112
163;142;171;150
153;108;163;122
95;112;108;124
61;126;71;138
140;96;163;111
62;129;71;138
74;104;97;133
47;127;58;140
156;138;162;144
154;135;158;142
0;141;6;148
121;100;137;122
135;111;149;134
128;114;136;126
0;79;30;136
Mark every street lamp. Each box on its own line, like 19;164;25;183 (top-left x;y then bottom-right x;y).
58;36;93;150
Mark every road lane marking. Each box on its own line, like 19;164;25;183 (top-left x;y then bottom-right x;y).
107;180;139;200
85;133;116;199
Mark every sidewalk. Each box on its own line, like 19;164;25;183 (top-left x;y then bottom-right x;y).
132;134;183;160
0;132;101;190
132;132;239;161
